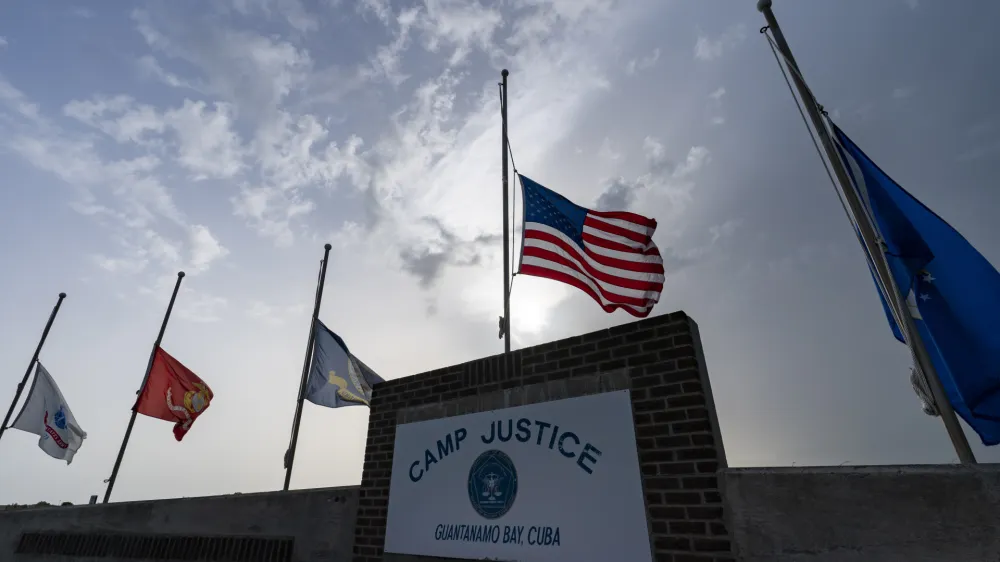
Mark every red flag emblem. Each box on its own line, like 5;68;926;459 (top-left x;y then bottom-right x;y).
136;347;213;441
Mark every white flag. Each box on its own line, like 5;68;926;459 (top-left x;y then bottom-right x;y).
10;362;86;464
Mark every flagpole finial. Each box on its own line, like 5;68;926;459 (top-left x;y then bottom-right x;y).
757;0;772;12
177;271;185;279
502;69;508;77
324;243;332;251
58;292;66;298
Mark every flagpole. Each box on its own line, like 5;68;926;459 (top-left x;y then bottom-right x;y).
103;271;185;504
0;292;67;444
758;0;976;463
283;243;333;491
500;68;511;353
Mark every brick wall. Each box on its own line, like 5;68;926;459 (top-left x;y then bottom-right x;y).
353;311;733;562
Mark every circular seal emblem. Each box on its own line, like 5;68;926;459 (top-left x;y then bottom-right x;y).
467;450;518;519
53;406;67;430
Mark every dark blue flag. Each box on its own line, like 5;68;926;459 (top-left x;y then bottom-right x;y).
855;224;905;343
833;121;1000;445
305;319;384;408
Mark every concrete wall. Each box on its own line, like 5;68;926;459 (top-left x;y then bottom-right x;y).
724;464;1000;562
0;486;359;562
354;311;735;562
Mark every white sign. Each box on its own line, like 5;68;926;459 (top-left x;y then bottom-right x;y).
383;390;653;562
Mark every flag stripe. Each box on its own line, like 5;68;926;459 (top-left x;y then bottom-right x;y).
587;209;658;229
526;224;665;273
522;226;664;305
523;234;665;283
583;223;654;251
582;231;662;256
584;215;650;244
523;246;664;294
520;262;654;317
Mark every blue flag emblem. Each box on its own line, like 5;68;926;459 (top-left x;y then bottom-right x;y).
305;320;384;408
833;121;1000;445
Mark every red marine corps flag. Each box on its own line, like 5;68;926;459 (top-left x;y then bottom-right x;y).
136;347;213;441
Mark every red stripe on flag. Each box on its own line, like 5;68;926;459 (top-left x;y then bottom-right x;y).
522;245;663;293
525;229;665;275
586;209;658;229
583;215;649;244
582;232;661;256
520;264;654;318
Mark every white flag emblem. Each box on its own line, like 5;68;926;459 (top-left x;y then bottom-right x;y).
10;363;87;464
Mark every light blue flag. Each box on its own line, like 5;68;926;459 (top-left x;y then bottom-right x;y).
832;121;1000;445
305;319;384;408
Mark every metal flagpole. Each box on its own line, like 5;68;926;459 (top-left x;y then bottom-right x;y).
500;68;512;354
0;292;67;444
283;243;333;491
758;0;976;463
104;271;186;503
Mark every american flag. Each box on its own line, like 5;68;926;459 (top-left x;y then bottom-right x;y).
518;174;664;317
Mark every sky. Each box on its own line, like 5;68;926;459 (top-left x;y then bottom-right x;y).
2;0;1000;506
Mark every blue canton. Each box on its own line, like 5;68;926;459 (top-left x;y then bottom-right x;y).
520;175;587;247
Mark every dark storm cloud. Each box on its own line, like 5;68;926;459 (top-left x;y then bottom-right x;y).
594;177;640;211
398;217;502;289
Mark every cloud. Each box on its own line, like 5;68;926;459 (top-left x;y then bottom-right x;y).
594;177;639;211
364;7;417;87
0;72;236;328
625;48;660;75
710;87;726;100
660;219;742;276
164;100;245;179
92;254;148;275
642;136;710;179
230;0;319;34
176;292;228;323
710;219;743;244
597;137;621;161
414;0;503;66
63;95;165;144
0;37;7;48
8;0;660;341
643;135;668;168
232;186;316;247
64;95;246;179
0;76;41;120
358;0;392;25
188;225;230;274
398;217;500;289
245;300;308;325
132;8;313;113
593;139;713;223
674;146;710;178
695;24;747;61
137;55;201;91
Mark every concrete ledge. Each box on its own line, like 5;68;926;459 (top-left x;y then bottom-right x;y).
384;554;514;561
397;369;632;425
0;486;360;562
724;464;1000;562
